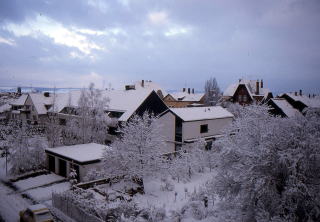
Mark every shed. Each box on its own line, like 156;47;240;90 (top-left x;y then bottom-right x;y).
45;143;108;182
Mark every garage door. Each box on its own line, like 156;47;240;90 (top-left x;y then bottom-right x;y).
58;159;67;177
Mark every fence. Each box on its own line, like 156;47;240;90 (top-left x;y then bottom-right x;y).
52;193;104;222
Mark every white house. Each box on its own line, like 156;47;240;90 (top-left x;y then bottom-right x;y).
45;143;108;182
158;106;234;153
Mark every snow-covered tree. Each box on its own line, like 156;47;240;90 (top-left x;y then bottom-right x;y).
5;120;47;174
102;112;167;183
205;105;320;222
66;83;111;145
204;77;221;106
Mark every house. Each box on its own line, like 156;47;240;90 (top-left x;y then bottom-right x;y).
51;86;168;143
278;91;320;112
163;88;205;108
223;79;272;105
45;143;107;182
158;106;234;153
9;92;54;124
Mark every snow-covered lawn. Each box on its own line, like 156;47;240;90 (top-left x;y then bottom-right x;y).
25;181;70;202
14;173;65;191
134;170;216;212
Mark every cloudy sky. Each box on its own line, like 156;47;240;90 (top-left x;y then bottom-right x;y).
0;0;319;93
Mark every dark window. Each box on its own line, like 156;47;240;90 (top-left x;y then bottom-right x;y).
200;124;208;133
59;118;66;126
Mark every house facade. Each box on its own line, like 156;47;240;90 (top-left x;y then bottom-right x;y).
223;79;272;105
158;106;234;153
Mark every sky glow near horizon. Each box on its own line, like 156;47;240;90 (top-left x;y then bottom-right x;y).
0;0;319;93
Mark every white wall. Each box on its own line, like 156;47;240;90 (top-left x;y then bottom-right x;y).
158;111;176;153
182;117;233;141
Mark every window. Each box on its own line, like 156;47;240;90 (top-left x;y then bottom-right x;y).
243;95;247;102
59;118;66;126
200;124;208;133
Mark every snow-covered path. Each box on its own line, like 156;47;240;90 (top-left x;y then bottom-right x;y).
0;181;31;222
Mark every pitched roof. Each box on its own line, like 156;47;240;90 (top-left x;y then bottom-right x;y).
29;93;54;115
170;106;234;121
45;143;107;163
52;88;156;121
223;79;270;99
10;94;28;106
169;92;205;102
285;93;320;108
270;98;301;117
134;80;168;97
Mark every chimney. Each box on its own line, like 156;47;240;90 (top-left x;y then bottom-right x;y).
256;80;259;95
260;79;263;88
188;88;191;94
295;91;297;96
239;79;241;83
309;94;311;98
141;80;144;87
183;88;186;92
299;89;302;96
192;88;194;94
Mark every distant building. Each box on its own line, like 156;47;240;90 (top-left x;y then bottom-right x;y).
163;88;205;108
158;106;234;153
223;79;272;105
268;98;301;118
9;92;54;124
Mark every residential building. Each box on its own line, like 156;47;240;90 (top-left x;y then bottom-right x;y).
223;79;272;105
158;106;234;153
163;88;205;108
51;86;168;143
268;91;320;117
10;92;54;124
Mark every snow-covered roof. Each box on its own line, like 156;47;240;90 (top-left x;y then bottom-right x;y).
271;98;301;118
223;79;270;99
169;92;205;102
170;106;234;121
134;80;168;97
51;88;155;121
285;93;320;108
10;94;28;106
29;93;54;115
45;143;108;163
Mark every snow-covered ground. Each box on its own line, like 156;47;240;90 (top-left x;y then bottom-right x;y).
134;170;216;212
25;181;70;202
14;173;65;191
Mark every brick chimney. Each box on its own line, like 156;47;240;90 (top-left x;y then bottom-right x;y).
299;89;302;96
188;88;191;94
260;79;263;88
183;88;186;92
256;80;260;95
192;88;194;94
141;80;144;87
295;91;297;96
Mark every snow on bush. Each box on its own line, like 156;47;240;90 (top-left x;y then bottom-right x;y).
203;105;320;222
